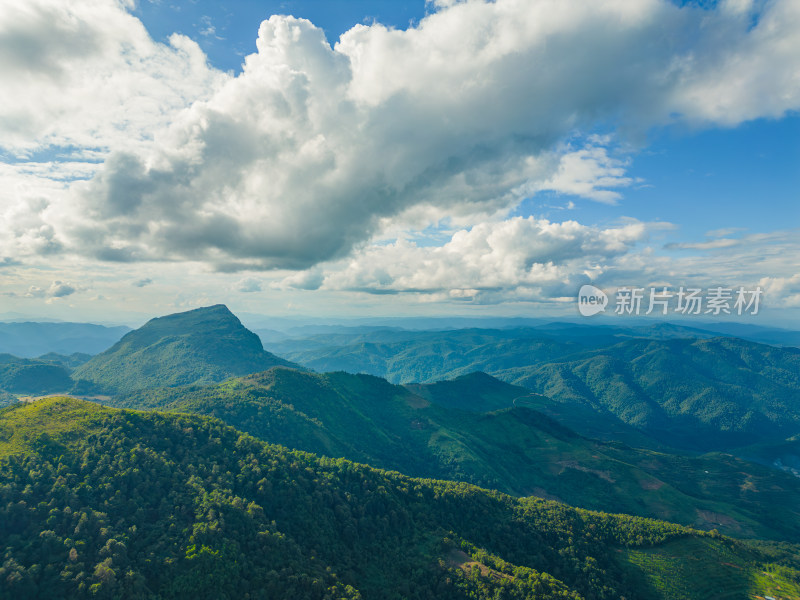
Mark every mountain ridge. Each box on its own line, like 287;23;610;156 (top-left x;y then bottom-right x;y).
109;367;800;541
0;321;130;357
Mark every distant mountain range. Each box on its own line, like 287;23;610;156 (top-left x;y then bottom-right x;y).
262;321;800;383
2;305;796;458
72;305;297;393
262;324;800;449
2;396;798;600
262;326;603;382
0;321;130;357
256;318;800;347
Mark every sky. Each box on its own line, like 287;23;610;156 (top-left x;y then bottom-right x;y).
0;0;798;326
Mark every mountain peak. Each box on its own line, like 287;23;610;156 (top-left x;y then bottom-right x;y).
72;306;296;393
141;303;237;328
174;303;232;316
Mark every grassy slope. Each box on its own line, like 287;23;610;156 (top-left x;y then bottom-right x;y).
622;537;800;600
2;396;799;599
0;397;113;457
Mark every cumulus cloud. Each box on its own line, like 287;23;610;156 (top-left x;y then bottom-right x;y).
1;0;799;303
48;280;76;297
0;0;223;154
3;0;797;271
276;216;660;301
273;224;800;307
0;0;224;264
536;144;638;205
757;273;800;308
25;280;77;299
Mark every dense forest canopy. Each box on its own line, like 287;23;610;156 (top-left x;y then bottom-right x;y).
1;397;799;599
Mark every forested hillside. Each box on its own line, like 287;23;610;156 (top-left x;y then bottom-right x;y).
507;337;800;451
267;328;800;452
1;397;798;599
0;354;73;395
110;368;800;541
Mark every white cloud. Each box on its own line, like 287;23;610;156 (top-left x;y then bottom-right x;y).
235;277;263;293
0;0;224;155
600;230;800;308
1;0;799;306
25;280;77;298
536;145;638;205
758;274;800;308
25;286;45;298
665;239;741;250
0;0;225;264
706;227;746;238
277;216;657;300
199;16;220;39
273;223;800;308
48;280;76;298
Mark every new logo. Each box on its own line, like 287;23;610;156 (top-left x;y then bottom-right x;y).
577;285;608;317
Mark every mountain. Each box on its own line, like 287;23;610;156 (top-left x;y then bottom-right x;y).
0;353;91;399
261;323;739;385
0;354;73;395
404;371;530;412
112;368;800;541
72;305;296;394
507;336;800;452
694;322;800;348
264;321;800;383
1;396;798;599
0;321;130;357
265;327;592;383
36;352;93;369
268;326;800;451
407;372;666;449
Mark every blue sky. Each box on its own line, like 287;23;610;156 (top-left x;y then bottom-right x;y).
551;116;800;238
0;0;798;325
134;1;429;73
